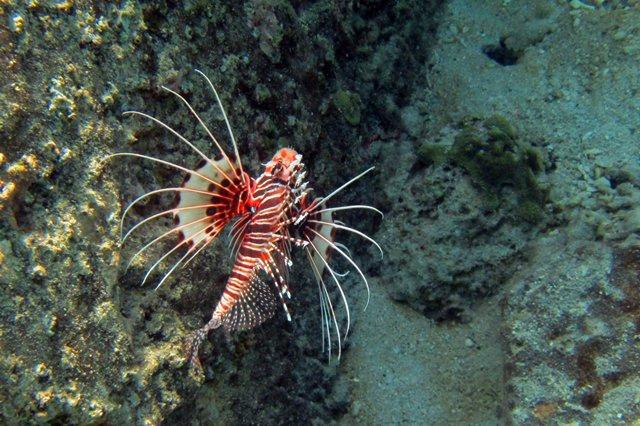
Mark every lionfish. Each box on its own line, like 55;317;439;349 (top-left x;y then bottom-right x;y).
108;70;382;369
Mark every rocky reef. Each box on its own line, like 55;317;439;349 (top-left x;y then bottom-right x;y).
2;0;640;424
0;0;442;423
376;114;551;320
404;0;640;423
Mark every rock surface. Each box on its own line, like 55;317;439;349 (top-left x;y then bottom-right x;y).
361;0;640;423
0;0;443;423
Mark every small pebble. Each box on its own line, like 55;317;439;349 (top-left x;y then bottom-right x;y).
352;400;362;417
593;177;612;193
624;208;640;233
32;264;47;278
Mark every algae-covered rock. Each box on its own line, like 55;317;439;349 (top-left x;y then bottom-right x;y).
416;142;448;166
333;90;362;126
245;0;291;63
414;115;550;224
450;115;549;223
375;138;536;320
0;0;443;423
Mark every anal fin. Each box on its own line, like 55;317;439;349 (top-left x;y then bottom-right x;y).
221;278;278;332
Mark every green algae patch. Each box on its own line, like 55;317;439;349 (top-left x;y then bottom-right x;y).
333;90;362;126
484;114;517;141
417;143;448;167
449;115;549;223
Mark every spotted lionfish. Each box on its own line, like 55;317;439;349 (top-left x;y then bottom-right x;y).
108;70;382;369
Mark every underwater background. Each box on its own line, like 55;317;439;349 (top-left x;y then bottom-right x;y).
1;0;640;424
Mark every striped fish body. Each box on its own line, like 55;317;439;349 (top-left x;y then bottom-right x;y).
115;74;378;370
212;171;295;331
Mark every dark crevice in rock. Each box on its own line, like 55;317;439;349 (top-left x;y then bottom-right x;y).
482;38;522;66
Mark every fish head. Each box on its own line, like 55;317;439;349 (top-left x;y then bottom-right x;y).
265;147;302;182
